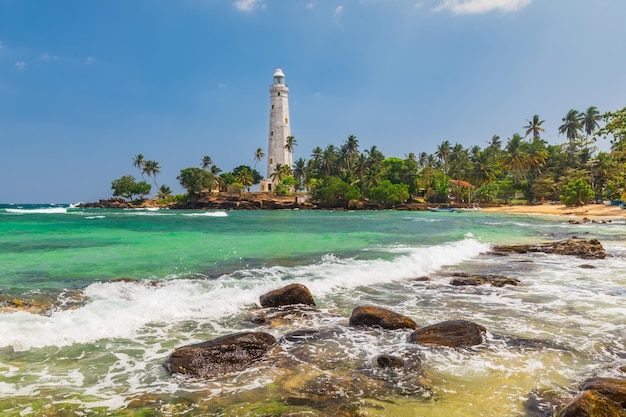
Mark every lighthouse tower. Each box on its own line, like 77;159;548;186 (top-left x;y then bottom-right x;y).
261;68;292;191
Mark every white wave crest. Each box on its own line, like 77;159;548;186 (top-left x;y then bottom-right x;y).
0;239;489;351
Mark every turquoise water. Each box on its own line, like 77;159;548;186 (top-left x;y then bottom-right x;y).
1;205;625;416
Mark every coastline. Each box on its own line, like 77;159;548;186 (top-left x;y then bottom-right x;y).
481;203;626;220
75;196;626;219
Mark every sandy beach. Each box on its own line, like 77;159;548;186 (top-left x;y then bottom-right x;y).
483;203;626;220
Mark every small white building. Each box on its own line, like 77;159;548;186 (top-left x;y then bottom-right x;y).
260;68;292;192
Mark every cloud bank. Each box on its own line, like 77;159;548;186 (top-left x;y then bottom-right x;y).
233;0;265;12
433;0;532;14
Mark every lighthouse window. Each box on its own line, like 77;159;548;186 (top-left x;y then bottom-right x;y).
277;92;280;96
269;158;273;164
285;118;288;124
271;105;274;110
270;131;274;136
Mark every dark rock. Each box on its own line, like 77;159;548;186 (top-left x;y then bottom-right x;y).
376;354;405;369
259;283;316;308
580;378;626;407
449;272;520;287
492;238;606;259
409;320;486;347
348;306;418;330
411;276;431;282
165;331;277;378
556;390;626;417
280;329;320;344
578;264;596;269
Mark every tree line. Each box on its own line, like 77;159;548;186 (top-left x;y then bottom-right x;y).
111;107;626;207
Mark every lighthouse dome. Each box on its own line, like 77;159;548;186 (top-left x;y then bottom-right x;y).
273;68;285;78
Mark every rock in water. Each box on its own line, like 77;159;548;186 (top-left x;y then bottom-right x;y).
409;320;486;347
556;390;626;417
259;283;316;308
492;238;606;259
165;331;277;378
348;306;418;330
579;378;626;407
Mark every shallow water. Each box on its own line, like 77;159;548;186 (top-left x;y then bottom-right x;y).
0;205;624;416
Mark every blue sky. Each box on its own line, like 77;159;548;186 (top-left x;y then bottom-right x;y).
1;0;625;203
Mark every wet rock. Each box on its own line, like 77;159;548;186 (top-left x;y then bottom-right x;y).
491;238;606;259
280;329;321;344
249;304;326;327
376;354;405;369
165;331;277;378
259;283;316;308
411;276;431;282
578;264;596;269
555;389;626;417
580;377;626;407
409;320;486;348
449;272;520;287
524;389;568;417
348;306;418;330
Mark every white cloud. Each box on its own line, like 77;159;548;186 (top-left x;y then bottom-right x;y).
433;0;532;14
86;56;96;64
234;0;265;12
306;2;315;9
15;61;26;70
334;5;344;22
41;53;59;61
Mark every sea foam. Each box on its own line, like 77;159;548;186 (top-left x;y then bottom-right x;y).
0;239;489;351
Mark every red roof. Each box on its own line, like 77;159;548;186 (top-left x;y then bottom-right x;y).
450;179;475;189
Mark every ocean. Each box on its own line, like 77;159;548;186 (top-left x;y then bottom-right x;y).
0;204;624;416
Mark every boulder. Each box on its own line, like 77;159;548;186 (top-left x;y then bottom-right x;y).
165;331;277;378
449;272;520;287
580;378;626;407
556;390;626;417
409;320;486;347
492;238;606;259
375;354;405;369
348;306;418;330
259;283;316;308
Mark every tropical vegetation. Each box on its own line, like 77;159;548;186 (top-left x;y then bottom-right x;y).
111;106;626;208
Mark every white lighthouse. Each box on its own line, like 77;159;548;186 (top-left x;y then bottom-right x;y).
261;68;292;192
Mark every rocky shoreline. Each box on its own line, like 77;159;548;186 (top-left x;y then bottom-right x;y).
163;266;625;417
75;195;490;211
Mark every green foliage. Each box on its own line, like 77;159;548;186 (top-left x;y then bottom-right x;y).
312;176;362;206
275;176;298;195
177;167;213;196
560;178;595;207
367;180;409;206
232;165;263;185
111;175;151;201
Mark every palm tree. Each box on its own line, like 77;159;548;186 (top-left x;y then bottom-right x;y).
435;140;451;173
524;115;545;140
501;134;529;182
321;144;338;176
559;109;583;141
285;136;297;153
526;138;549;175
270;163;292;183
344;134;359;174
582;106;601;137
559;109;584;163
253;148;265;170
142;160;161;189
292;157;307;191
132;154;145;178
201;155;213;170
157;185;172;199
235;167;255;191
486;135;502;153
